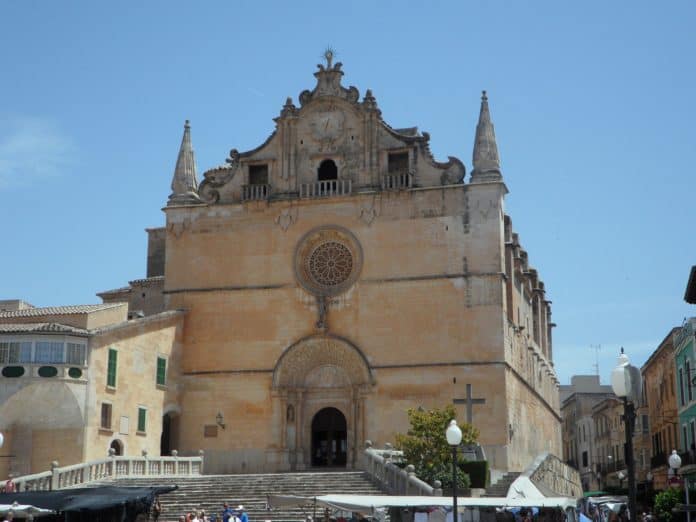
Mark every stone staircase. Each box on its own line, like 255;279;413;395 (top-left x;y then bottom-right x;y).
483;472;520;497
100;471;386;522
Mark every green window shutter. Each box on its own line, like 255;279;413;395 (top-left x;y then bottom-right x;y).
156;357;166;386
107;349;118;387
138;407;147;432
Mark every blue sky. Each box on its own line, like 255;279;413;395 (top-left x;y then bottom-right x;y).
1;1;694;385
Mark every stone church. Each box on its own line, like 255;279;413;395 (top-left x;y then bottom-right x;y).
0;57;561;478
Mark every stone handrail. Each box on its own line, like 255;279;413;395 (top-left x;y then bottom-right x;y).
362;441;442;496
10;450;204;491
299;179;352;198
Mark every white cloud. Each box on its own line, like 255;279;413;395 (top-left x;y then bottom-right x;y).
0;117;75;189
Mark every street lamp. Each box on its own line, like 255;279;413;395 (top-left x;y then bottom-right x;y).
611;348;641;522
668;450;690;522
446;419;463;522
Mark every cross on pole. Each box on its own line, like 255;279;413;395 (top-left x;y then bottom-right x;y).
453;384;486;424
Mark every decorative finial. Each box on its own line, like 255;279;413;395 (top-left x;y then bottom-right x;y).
185;119;190;127
323;46;336;69
482;90;488;101
620;347;624;355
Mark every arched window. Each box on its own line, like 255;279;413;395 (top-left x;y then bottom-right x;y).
318;159;338;181
110;439;123;456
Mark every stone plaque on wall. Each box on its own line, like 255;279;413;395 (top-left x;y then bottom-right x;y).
120;416;129;435
204;425;218;438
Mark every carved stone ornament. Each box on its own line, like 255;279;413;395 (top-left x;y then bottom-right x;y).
438;156;466;185
298;62;360;108
359;195;381;226
198;149;241;203
272;334;374;389
294;226;363;297
275;206;299;232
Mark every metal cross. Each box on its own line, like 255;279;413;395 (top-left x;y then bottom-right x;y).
453;383;486;424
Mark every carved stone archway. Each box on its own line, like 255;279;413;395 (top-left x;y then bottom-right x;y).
272;334;373;470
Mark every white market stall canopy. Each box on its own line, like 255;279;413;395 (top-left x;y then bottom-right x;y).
267;494;579;513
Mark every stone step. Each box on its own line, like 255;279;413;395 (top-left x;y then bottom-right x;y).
482;472;520;497
99;471;387;522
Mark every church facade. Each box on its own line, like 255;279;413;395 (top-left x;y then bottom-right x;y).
152;58;561;473
1;58;561;478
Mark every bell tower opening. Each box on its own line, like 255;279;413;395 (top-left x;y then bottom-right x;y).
311;407;347;467
317;159;338;181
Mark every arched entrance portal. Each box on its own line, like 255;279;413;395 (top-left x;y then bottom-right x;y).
311;407;347;467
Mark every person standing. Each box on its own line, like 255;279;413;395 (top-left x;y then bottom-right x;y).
152;496;161;522
238;505;248;522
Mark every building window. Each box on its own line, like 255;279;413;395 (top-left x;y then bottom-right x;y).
680;367;686;406
691;421;696;453
582;451;588;467
317;159;338;181
137;407;147;433
642;414;649;434
156;357;167;386
388;151;409;175
67;343;86;365
35;341;64;363
101;403;112;430
0;341;32;364
249;164;268;185
688;360;693;402
107;349;118;388
684;425;689;451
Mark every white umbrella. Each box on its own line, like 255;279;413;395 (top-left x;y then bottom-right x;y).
0;501;55;519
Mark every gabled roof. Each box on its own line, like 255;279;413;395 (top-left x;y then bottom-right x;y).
0;303;124;319
0;322;90;335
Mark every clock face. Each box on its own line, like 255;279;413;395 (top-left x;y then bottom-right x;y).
310;110;345;141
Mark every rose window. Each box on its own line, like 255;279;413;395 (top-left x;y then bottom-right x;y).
308;241;353;287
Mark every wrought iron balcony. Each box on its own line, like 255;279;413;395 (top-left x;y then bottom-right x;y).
242;184;271;201
299;179;352;199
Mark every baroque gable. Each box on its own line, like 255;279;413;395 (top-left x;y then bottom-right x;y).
197;60;465;205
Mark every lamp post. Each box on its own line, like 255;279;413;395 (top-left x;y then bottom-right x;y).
446;419;463;522
669;450;689;522
611;348;641;522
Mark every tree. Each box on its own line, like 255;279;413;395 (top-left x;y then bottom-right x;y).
394;404;479;490
654;487;683;522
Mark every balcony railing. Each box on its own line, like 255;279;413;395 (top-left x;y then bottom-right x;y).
242;184;271;201
299;179;352;199
382;172;413;191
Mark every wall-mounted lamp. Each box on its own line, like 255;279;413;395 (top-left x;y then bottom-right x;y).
216;412;226;430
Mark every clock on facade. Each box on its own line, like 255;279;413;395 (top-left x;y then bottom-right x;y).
311;110;345;141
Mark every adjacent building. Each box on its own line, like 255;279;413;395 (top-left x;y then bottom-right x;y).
642;328;680;490
0;302;184;478
560;375;613;491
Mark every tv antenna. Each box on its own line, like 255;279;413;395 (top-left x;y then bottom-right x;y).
590;344;601;376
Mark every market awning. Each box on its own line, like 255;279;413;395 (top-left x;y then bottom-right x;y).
0;485;176;514
267;493;578;512
0;502;55;518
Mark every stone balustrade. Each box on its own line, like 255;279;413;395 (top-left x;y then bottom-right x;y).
10;450;204;491
381;172;413;191
299;179;352;199
362;440;442;496
242;184;272;201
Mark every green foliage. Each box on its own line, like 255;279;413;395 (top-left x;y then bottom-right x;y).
460;460;489;488
654;488;683;522
394;404;479;487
